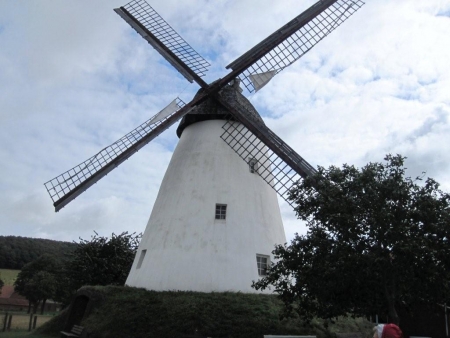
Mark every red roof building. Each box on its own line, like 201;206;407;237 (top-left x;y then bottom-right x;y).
0;285;28;311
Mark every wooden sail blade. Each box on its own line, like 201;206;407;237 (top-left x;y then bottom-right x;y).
215;92;317;205
115;0;210;87
226;0;364;93
45;98;187;212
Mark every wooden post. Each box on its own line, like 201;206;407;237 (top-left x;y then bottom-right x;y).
2;313;7;332
7;314;12;330
28;313;33;331
33;315;38;329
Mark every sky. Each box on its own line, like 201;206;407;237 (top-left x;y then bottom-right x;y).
0;0;449;244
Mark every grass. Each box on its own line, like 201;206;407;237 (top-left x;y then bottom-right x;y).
37;286;373;338
0;314;53;331
0;332;55;338
0;269;20;286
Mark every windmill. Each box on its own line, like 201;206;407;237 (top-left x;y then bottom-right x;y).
44;0;364;293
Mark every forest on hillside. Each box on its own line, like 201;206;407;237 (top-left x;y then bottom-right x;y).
0;236;76;269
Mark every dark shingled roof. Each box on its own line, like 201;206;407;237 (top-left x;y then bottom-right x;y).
176;83;264;137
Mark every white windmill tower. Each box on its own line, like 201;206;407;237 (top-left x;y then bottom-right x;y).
44;0;364;293
125;84;287;292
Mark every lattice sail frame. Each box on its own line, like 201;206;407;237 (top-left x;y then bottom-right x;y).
45;0;366;211
119;0;210;79
45;98;185;205
219;92;316;206
234;0;364;93
221;120;302;207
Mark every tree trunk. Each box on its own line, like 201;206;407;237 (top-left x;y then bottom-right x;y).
383;274;400;325
27;301;31;314
40;299;47;314
32;301;39;314
387;298;399;325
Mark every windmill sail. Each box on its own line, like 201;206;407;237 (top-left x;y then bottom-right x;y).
44;0;365;212
215;91;317;205
226;0;364;93
45;98;186;212
150;99;180;124
249;71;277;92
115;0;210;86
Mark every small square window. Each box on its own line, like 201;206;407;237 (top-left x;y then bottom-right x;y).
256;254;270;276
215;204;227;220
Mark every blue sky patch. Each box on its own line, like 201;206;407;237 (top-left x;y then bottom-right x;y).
418;78;437;86
437;9;450;17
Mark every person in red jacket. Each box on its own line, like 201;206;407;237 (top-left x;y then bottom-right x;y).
373;324;403;338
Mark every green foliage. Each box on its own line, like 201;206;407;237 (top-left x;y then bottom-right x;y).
11;232;141;309
253;155;450;325
24;271;57;305
14;254;61;313
37;286;373;338
0;236;76;269
64;232;141;292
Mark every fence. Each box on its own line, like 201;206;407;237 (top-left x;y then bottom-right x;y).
1;312;53;332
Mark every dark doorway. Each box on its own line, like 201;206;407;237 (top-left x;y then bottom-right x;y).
65;295;89;331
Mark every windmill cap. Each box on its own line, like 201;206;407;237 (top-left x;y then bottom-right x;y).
176;83;264;138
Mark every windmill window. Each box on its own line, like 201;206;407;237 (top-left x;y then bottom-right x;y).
215;204;227;220
136;249;147;269
248;158;259;174
256;254;270;276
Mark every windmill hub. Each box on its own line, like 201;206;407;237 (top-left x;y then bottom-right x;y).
177;84;264;138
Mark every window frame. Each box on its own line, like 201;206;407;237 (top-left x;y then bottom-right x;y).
215;204;227;220
136;249;147;269
256;254;270;276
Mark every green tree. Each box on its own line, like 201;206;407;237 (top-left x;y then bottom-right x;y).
14;254;61;313
253;155;450;325
65;231;141;292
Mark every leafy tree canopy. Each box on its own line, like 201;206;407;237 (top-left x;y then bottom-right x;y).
253;155;450;325
65;231;141;291
12;232;141;309
14;253;61;313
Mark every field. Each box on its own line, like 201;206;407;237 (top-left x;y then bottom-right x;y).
1;313;53;330
0;332;54;338
0;269;20;286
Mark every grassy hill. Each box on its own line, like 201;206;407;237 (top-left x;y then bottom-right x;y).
37;286;373;338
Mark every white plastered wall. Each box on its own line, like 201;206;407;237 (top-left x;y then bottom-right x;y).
126;119;286;293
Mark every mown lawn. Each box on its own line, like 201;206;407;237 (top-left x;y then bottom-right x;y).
0;313;54;331
0;331;55;338
0;269;20;286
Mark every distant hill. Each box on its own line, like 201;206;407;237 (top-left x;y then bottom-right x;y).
0;236;76;269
